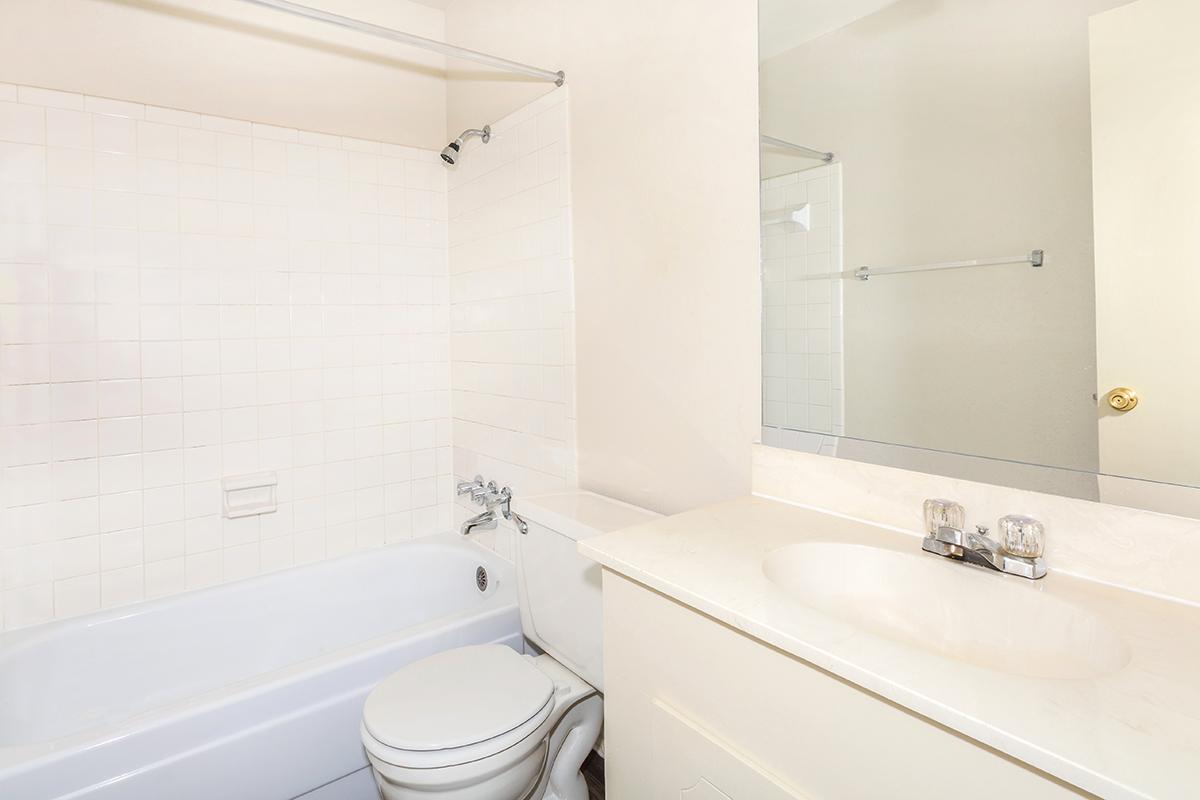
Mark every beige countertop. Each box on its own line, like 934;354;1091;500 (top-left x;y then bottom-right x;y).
579;494;1200;800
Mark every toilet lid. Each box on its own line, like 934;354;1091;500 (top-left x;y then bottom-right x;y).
362;645;555;753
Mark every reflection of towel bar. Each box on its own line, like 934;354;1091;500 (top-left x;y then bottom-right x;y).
787;250;1046;282
761;204;810;229
853;250;1044;281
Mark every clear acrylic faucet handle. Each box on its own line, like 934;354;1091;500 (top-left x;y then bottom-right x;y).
998;515;1045;559
923;498;965;535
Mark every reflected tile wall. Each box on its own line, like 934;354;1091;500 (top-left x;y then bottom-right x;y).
762;163;844;445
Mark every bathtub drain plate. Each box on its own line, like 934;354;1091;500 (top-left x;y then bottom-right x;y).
476;566;488;592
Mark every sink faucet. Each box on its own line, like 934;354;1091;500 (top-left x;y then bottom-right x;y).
921;500;1046;580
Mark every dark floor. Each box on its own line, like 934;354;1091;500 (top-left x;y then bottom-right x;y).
583;751;605;799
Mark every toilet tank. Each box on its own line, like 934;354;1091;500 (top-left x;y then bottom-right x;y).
510;491;659;692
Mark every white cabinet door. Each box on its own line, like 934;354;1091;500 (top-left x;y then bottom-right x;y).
652;700;809;800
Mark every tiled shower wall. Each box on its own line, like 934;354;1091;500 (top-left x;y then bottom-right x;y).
447;90;575;557
0;83;454;630
761;163;845;449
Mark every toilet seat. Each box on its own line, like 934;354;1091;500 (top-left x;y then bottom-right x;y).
362;645;556;769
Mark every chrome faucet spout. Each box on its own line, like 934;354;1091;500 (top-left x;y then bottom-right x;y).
456;476;527;535
460;509;498;536
921;501;1046;580
930;524;1000;556
931;525;1001;570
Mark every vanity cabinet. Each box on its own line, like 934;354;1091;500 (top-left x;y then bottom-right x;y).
600;571;1094;800
649;698;804;799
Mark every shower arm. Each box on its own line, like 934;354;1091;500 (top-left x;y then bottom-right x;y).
457;127;491;145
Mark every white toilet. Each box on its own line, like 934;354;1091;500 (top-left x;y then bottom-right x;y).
360;491;659;800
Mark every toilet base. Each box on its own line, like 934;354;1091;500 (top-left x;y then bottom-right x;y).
538;694;603;800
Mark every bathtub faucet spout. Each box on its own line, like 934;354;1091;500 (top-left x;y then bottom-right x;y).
460;509;497;536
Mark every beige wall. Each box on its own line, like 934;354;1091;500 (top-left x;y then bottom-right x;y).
446;0;763;515
0;0;447;147
761;0;1100;473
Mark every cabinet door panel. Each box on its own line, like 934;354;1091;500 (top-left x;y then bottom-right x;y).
652;700;809;800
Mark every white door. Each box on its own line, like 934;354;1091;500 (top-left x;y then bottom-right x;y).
651;700;809;800
1090;0;1200;488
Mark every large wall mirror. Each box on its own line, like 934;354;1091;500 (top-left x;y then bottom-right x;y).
759;0;1200;517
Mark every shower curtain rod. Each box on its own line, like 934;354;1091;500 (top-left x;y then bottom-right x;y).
237;0;566;86
760;134;834;163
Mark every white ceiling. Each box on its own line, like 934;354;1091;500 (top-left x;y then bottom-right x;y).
759;0;902;61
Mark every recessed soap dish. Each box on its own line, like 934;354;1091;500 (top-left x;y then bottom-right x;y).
222;471;278;519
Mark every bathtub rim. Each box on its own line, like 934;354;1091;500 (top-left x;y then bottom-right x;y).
0;533;507;651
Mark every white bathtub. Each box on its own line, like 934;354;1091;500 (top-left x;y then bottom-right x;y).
0;534;521;800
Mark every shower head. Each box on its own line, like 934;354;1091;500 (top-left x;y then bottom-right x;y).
440;125;491;166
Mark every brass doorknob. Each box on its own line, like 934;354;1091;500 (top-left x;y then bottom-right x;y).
1106;387;1138;412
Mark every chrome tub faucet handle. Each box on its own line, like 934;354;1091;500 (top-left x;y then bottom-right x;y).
456;475;485;497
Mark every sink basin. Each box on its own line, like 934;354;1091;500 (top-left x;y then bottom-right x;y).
763;542;1130;679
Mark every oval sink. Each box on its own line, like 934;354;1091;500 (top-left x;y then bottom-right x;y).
763;542;1130;680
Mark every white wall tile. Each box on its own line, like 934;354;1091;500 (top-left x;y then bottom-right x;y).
5;583;53;628
448;91;576;546
0;141;46;186
54;536;99;578
46;109;92;150
100;564;144;608
145;105;200;130
16;86;83;111
92;115;137;155
0;84;452;628
0;101;46;145
47;147;93;188
2;343;50;385
93;154;136;194
84;96;144;120
144;557;185;598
